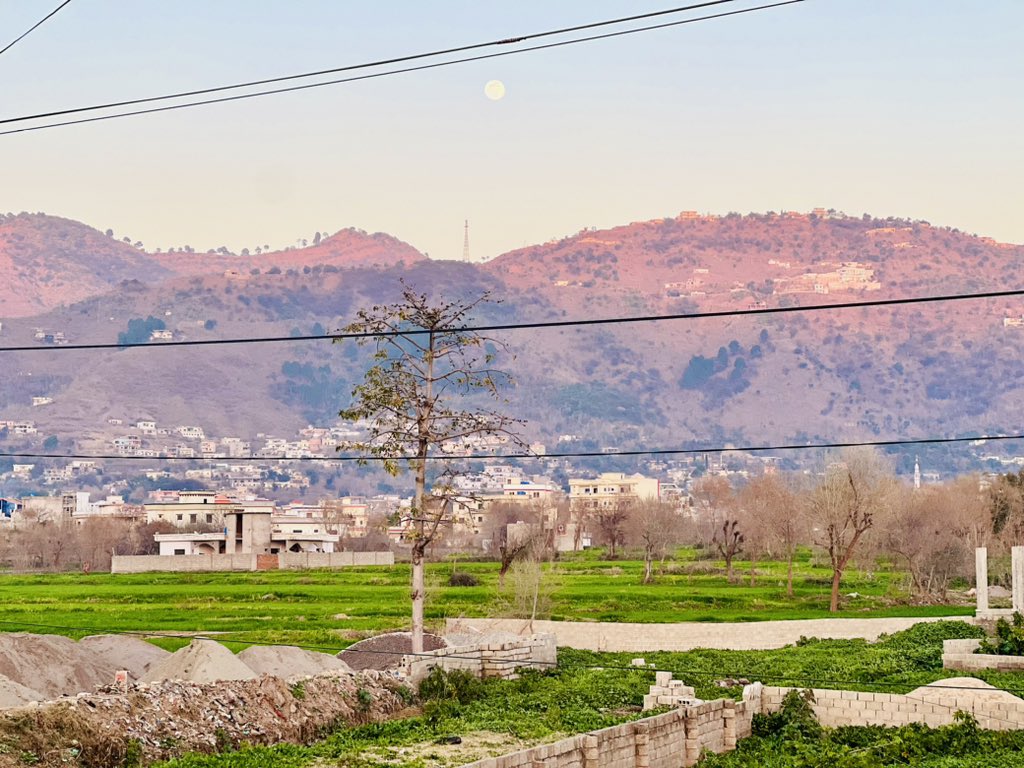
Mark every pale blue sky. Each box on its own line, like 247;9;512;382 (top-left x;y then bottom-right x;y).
0;1;1020;260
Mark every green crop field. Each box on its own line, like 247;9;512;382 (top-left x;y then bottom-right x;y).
0;551;971;650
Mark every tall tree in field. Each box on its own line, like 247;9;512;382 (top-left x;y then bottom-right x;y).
337;286;522;652
810;448;895;612
628;500;684;584
741;474;803;596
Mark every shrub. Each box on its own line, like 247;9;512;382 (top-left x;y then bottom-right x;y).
977;613;1024;656
448;571;480;587
418;667;484;705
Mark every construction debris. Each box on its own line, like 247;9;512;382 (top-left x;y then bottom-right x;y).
339;631;448;671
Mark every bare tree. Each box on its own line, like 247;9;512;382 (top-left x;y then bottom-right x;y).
594;502;630;559
337;285;522;653
628;500;683;584
691;475;736;549
713;518;744;583
741;474;803;596
484;502;546;587
810;448;895;612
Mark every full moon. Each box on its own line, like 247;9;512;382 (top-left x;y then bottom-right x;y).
484;80;506;101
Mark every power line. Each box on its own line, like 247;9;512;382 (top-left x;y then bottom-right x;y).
2;432;1021;463
1;286;1021;354
0;1;803;136
0;0;73;58
0;0;740;126
0;619;1017;697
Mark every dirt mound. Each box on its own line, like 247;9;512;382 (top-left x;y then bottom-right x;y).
338;632;448;671
0;634;119;700
78;635;170;680
144;639;256;684
238;645;352;679
0;673;43;708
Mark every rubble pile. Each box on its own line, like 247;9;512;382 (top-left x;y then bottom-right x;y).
0;673;42;708
0;669;409;766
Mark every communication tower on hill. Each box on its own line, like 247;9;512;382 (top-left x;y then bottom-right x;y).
463;219;470;261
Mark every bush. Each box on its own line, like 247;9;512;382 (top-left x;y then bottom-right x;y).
418;667;484;705
448;571;480;587
977;613;1024;656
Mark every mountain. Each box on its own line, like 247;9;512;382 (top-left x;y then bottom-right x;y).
1;209;1023;478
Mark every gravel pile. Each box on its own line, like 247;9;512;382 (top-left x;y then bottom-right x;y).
239;644;352;679
338;632;448;671
144;639;257;684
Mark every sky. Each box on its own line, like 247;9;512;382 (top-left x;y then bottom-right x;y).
0;0;1021;261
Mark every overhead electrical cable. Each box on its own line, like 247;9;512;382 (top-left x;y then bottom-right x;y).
0;0;741;125
0;0;803;136
0;0;73;58
2;432;1020;463
0;286;1020;354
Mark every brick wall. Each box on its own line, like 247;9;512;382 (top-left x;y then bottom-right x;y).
402;634;557;684
446;616;972;652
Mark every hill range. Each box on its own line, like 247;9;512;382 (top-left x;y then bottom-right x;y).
1;209;1023;476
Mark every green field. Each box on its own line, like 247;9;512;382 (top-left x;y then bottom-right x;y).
0;552;971;650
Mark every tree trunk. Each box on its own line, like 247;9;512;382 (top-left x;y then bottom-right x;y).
786;554;794;598
643;555;653;585
749;552;756;587
411;540;426;653
830;567;842;612
498;557;511;588
725;555;734;584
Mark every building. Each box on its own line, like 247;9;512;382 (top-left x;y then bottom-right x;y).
144;490;236;526
154;506;338;555
568;472;660;510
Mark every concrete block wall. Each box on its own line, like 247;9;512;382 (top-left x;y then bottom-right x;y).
111;550;394;573
460;700;742;768
279;551;395;569
403;634;557;683
943;639;1024;672
761;685;1024;731
446;616;972;652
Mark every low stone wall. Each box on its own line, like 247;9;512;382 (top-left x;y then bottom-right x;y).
943;639;1024;672
446;616;972;652
761;683;1024;731
460;698;752;768
402;634;557;684
111;550;394;573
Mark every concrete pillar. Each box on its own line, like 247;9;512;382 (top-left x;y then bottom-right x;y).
1013;546;1024;613
633;721;650;768
683;709;700;767
976;547;989;613
582;734;600;768
723;700;737;751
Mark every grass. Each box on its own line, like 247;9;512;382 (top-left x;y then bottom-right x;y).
151;621;1024;768
0;551;971;651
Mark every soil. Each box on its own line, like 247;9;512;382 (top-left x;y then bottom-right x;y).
143;639;257;684
338;632;448;671
78;634;170;680
239;645;352;679
0;673;43;708
0;634;119;700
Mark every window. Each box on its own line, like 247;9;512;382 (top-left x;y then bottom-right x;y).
174;548;185;555
190;514;197;523
176;514;183;521
206;514;213;523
